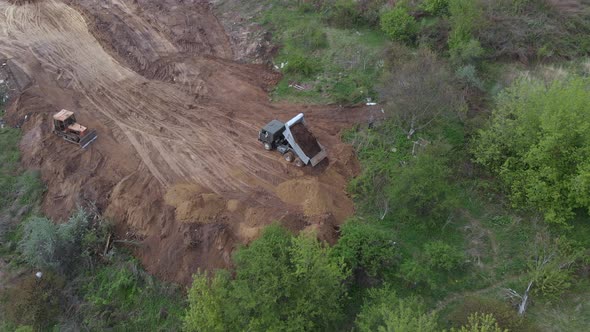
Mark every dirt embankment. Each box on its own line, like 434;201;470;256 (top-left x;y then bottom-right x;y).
0;0;374;284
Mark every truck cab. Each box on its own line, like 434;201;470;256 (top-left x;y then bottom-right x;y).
258;120;286;151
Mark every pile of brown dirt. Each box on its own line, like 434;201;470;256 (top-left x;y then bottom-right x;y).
290;122;322;157
276;174;353;222
164;184;227;223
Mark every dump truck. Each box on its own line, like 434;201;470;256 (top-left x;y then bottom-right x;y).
258;113;327;167
52;109;97;149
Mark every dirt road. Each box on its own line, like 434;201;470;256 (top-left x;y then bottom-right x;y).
0;0;373;283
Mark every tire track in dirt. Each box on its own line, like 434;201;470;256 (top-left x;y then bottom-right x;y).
0;0;374;283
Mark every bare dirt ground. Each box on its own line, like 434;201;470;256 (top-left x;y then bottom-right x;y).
0;0;375;284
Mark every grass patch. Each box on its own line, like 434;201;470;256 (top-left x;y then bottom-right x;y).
79;256;185;331
260;2;387;104
0;128;44;253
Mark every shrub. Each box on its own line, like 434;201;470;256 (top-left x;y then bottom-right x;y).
380;6;418;43
420;0;450;16
447;297;528;331
448;0;484;64
527;236;587;299
379;48;463;138
355;286;438;332
399;259;434;288
326;0;363;28
288;25;328;52
455;64;484;91
333;219;399;278
19;208;106;274
282;53;321;77
418;17;451;53
423;240;465;271
450;313;507;332
449;38;484;64
385;143;459;226
329;76;366;104
357;0;389;26
81;260;184;331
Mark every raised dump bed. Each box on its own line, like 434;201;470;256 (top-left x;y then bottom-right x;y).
283;113;327;167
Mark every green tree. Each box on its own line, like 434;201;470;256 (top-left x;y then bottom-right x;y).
332;219;399;278
380;6;418;43
386;143;459;225
19;209;92;274
355;286;438;332
184;224;349;331
474;77;590;225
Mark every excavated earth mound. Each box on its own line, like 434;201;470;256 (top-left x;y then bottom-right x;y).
290;122;322;157
0;0;376;284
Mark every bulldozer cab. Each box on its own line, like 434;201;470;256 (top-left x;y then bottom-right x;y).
259;120;285;144
53;109;76;131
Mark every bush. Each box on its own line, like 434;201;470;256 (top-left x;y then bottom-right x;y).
282;53;321;77
329;76;367;104
423;240;465;271
380;6;418;43
19;208;107;274
0;129;43;213
379;48;463;137
333;219;399;278
420;0;450;16
473;77;590;225
527;236;587;299
357;0;389;26
455;65;484;91
399;259;435;288
386;143;459;226
80;260;184;331
288;25;328;52
447;297;529;331
448;0;484;64
355;286;438;332
326;0;363;28
450;313;507;332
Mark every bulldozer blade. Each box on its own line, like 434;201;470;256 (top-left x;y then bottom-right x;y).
79;130;97;149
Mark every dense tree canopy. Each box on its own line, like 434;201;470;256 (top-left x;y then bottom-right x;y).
474;77;590;224
184;225;349;331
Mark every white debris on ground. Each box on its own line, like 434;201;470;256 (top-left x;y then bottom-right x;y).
366;98;377;106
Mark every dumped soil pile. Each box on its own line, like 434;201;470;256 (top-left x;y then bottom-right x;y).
291;122;322;157
164;184;227;224
0;0;377;284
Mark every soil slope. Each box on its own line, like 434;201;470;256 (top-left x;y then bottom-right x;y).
0;0;374;284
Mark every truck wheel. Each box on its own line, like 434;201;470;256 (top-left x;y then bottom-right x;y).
294;158;304;168
264;142;272;151
284;152;294;162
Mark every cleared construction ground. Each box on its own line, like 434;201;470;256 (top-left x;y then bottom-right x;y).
0;0;373;283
